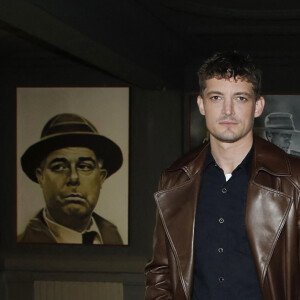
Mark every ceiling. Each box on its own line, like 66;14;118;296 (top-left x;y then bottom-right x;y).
1;0;300;90
138;0;300;56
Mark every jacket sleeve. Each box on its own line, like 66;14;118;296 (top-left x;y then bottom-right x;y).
145;210;173;299
145;172;173;299
297;193;300;264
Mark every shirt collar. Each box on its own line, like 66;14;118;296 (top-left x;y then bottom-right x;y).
202;146;215;172
240;145;254;178
202;144;254;176
43;209;103;244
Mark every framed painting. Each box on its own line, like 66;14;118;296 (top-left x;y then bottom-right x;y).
17;87;129;245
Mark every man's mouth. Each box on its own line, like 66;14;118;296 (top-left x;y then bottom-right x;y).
63;194;86;203
219;121;238;126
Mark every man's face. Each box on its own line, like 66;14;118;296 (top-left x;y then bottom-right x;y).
36;147;107;224
266;132;292;152
197;77;265;144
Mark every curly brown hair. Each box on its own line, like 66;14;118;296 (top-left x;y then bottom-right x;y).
197;51;262;100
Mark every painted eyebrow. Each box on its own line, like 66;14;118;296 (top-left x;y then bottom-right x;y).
77;157;97;165
48;157;96;165
48;158;68;165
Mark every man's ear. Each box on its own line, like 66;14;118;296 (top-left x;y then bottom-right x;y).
265;131;272;142
99;169;107;185
35;168;43;185
254;96;265;118
197;95;205;116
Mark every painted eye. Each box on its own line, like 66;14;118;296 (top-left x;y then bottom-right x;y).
77;163;95;171
51;163;68;172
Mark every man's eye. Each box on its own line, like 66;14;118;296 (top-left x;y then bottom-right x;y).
51;164;68;172
77;163;95;171
210;96;221;101
237;96;247;102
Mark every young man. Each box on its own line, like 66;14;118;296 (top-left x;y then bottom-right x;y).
145;51;300;299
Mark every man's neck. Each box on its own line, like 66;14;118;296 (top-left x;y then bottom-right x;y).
210;133;253;174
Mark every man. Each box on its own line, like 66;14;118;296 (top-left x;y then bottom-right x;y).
264;112;300;154
18;113;123;245
145;51;300;299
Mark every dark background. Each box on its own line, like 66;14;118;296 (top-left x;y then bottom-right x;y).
1;0;300;299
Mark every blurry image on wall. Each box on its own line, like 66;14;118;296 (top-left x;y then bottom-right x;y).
254;96;300;157
255;112;300;156
189;94;300;157
17;87;129;245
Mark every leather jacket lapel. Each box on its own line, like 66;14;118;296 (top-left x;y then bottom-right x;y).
246;137;293;288
246;178;293;288
155;174;201;299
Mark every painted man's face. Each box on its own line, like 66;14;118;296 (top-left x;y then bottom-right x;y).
36;147;107;225
266;132;292;152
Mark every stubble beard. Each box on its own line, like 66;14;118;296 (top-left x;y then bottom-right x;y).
208;118;254;143
210;131;243;143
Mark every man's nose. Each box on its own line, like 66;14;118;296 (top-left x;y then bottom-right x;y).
67;166;80;186
222;98;234;116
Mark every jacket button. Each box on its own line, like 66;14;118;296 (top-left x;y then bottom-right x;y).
221;188;227;194
219;277;225;282
219;218;224;224
218;248;224;253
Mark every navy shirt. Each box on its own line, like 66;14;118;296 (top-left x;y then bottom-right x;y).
192;146;263;300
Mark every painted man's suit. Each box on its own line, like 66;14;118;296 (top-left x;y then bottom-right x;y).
18;210;123;245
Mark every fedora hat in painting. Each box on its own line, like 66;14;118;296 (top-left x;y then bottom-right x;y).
21;113;123;182
264;112;300;134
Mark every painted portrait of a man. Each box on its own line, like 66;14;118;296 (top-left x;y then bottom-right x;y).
263;112;300;156
17;87;129;245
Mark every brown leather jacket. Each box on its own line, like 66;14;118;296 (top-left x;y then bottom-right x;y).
145;136;300;300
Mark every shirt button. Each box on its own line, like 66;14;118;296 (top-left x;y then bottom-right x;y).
219;218;224;224
219;277;225;283
218;248;224;253
221;188;227;194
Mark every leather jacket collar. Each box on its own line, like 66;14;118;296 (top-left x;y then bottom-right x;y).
166;136;291;179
